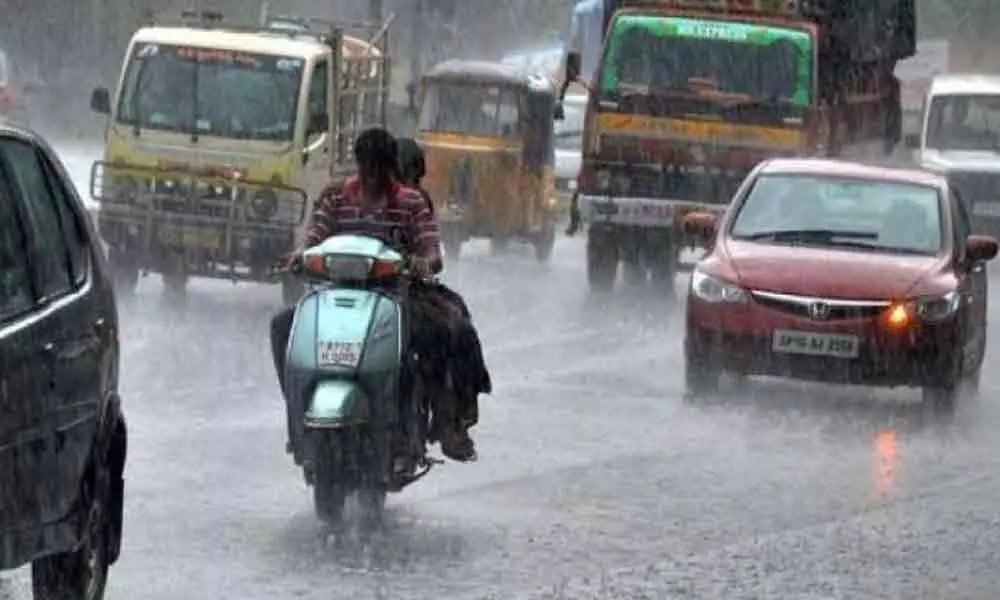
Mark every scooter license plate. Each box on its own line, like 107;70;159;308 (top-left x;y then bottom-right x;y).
317;341;363;368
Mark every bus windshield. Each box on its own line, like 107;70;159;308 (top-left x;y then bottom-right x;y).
115;42;304;142
600;15;813;108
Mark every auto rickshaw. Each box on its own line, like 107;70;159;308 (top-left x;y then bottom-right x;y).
416;59;558;261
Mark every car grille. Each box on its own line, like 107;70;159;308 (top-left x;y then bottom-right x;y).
750;290;890;321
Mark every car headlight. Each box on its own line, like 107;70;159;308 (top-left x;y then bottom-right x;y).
914;291;961;321
885;291;961;328
690;269;748;304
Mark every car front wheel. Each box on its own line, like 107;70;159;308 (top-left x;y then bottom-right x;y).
684;334;720;398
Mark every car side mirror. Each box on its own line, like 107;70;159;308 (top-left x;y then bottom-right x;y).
564;52;581;83
904;133;920;149
307;112;327;136
90;86;111;115
966;234;999;262
682;211;719;247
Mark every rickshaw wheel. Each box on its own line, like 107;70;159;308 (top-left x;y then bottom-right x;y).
442;229;463;260
533;230;555;263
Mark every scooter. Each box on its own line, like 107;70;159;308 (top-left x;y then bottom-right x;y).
280;234;439;526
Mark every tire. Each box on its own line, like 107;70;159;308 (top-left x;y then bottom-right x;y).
281;277;305;306
533;228;555;263
684;335;720;398
649;237;677;293
923;352;963;413
442;227;463;261
107;250;138;297
622;261;645;286
312;434;349;526
32;469;112;600
586;227;618;291
357;486;387;529
922;384;958;414
312;466;348;526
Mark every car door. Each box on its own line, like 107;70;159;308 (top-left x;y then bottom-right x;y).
0;159;52;540
0;135;102;527
951;189;988;354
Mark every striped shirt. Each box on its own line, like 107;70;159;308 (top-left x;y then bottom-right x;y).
304;175;442;261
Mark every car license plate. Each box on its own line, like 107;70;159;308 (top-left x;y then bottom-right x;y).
317;341;363;368
772;329;859;359
158;228;221;249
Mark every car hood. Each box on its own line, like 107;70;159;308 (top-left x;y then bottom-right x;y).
554;148;581;179
721;240;945;299
921;148;1000;173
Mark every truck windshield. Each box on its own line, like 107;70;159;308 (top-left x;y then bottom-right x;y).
418;83;520;137
926;94;1000;152
600;15;813;108
115;42;304;142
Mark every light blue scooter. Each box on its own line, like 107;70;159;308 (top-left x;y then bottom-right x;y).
281;234;438;525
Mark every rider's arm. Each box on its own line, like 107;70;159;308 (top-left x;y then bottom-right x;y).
403;188;443;274
303;182;343;248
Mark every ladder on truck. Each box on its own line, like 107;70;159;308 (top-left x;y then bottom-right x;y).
259;4;396;176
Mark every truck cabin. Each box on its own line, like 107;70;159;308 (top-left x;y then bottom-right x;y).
91;17;383;149
562;0;912;154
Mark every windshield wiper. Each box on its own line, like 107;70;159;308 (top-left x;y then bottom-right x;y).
735;229;878;242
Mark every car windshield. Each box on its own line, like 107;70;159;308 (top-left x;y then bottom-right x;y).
555;98;585;150
418;82;521;136
730;173;943;255
600;15;813;107
925;94;1000;152
115;42;304;141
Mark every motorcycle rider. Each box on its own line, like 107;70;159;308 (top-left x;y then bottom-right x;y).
269;127;482;462
396;136;492;428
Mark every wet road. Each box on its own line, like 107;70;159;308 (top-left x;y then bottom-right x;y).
4;145;1000;599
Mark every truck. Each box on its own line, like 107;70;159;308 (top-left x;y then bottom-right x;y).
559;0;916;292
88;9;393;302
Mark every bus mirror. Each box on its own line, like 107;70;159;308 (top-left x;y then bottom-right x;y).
565;52;581;82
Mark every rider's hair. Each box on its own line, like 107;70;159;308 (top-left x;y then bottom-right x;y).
396;137;426;185
354;128;398;193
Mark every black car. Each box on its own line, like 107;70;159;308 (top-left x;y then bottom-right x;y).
0;124;126;599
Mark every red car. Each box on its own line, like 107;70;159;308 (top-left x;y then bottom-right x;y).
683;158;998;409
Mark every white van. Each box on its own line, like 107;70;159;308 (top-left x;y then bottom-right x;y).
908;74;1000;234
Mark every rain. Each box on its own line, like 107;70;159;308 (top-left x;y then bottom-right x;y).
3;0;1000;599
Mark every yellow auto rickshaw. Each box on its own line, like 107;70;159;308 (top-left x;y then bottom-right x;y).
416;59;558;261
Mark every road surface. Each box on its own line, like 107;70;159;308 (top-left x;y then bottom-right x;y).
3;143;1000;599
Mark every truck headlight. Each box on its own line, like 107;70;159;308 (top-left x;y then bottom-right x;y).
690;269;748;304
